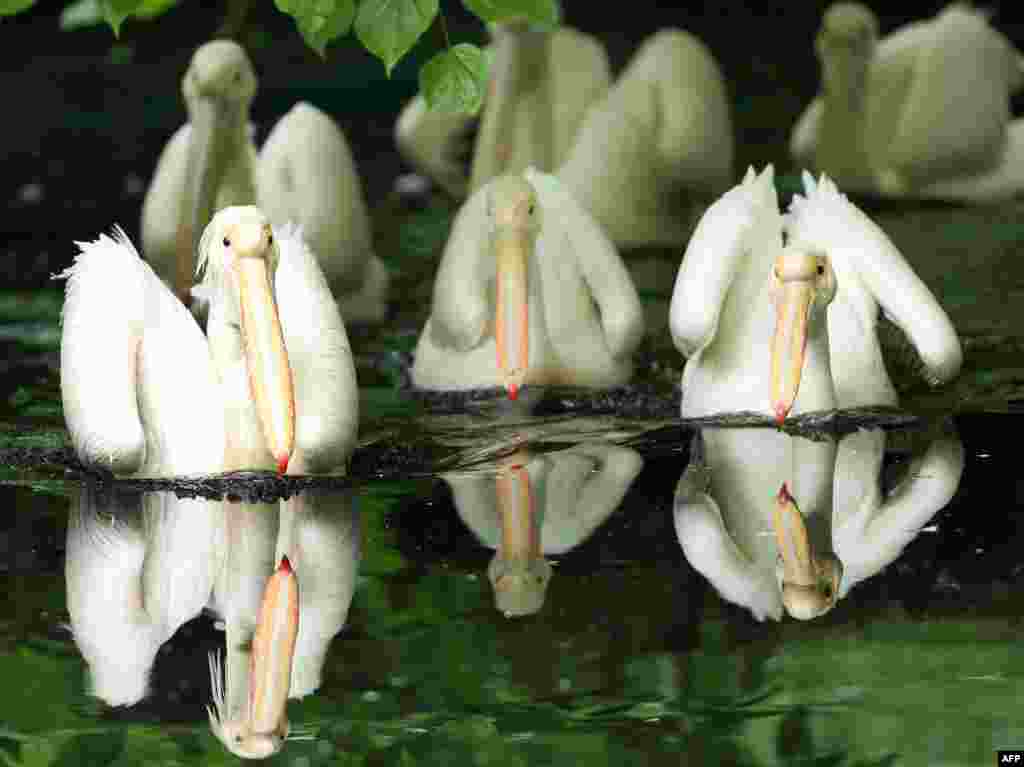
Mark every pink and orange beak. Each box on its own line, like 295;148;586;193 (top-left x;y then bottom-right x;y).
769;250;827;424
773;483;842;620
488;453;551;616
221;213;296;473
249;555;299;738
490;177;538;400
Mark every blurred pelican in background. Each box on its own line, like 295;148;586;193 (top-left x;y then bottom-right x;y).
395;12;610;200
142;40;389;323
791;3;1024;202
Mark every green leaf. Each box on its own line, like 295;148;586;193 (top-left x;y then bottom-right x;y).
274;0;356;57
461;0;559;26
61;0;174;31
355;0;439;76
99;0;142;36
419;43;487;115
59;0;101;30
133;0;178;20
0;0;36;15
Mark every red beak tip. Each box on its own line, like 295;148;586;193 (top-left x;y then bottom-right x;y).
777;483;792;503
773;404;788;426
276;454;290;475
508;384;519;401
279;555;293;573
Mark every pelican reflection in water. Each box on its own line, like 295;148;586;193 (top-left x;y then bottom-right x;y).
444;443;643;617
65;486;359;759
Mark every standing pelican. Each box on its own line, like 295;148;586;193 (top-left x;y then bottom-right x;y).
58;205;358;477
669;166;962;423
556;28;734;250
142;40;389;323
394;17;611;199
790;3;1024;202
410;169;644;398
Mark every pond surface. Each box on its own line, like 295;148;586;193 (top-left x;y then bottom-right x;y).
2;3;1024;766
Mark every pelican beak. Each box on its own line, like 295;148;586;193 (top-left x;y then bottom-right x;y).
494;228;529;400
773;483;841;620
185;97;230;301
249;555;299;738
770;254;819;424
489;457;551;616
231;222;296;473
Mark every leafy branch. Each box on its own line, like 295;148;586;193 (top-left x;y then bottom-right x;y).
1;0;561;114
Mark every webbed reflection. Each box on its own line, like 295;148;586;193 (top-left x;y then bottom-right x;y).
675;424;963;621
65;486;359;759
443;442;643;617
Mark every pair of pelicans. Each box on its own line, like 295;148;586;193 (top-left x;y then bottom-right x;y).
54;1;1013;759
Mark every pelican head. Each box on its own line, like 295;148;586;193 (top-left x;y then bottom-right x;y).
487;174;540;400
769;243;836;423
181;41;259;292
816;3;877;95
487;553;552;617
773;484;842;620
208;556;299;759
198;206;295;473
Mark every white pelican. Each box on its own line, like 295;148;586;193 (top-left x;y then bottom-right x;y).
675;429;840;621
57;205;358;478
445;443;643;616
790;3;1024;202
67;486;360;759
674;425;964;621
410;168;644;398
556;28;734;250
141;40;389;323
670;166;962;423
394;18;611;199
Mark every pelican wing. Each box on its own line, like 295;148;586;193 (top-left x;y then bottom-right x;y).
673;460;782;622
274;224;359;475
789;98;821;171
883;6;1014;187
788;173;963;394
57;227;224;477
429;183;491;352
527;168;644;360
258;103;375;293
276;490;360;698
547;27;612;166
833;428;964;597
394;91;476;199
140;124;191;292
540;444;643;555
669;165;780;359
66;484;161;706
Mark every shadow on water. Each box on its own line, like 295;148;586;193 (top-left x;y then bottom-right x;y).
0;1;1022;765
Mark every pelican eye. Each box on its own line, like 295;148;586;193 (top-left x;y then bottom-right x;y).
817;265;825;276
233;71;242;82
823;584;833;599
223;237;231;248
528;204;535;215
268;233;273;245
